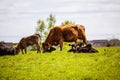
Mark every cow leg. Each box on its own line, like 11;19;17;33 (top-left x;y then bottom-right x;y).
21;49;24;54
36;43;41;53
24;48;27;54
59;40;63;51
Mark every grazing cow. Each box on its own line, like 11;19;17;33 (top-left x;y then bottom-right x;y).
0;42;17;56
15;34;41;54
42;24;88;52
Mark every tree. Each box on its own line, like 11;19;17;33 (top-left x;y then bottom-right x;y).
46;13;56;29
35;14;56;41
61;20;75;26
36;20;46;41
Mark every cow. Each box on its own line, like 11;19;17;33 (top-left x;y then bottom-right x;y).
0;42;17;56
43;46;56;53
42;24;88;52
68;44;77;52
68;43;98;53
15;34;41;54
76;44;98;53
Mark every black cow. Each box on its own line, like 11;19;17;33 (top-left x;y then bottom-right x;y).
68;43;98;53
68;44;77;52
77;44;98;53
43;46;56;53
0;42;17;56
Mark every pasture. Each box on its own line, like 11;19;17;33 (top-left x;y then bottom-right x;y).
0;44;120;80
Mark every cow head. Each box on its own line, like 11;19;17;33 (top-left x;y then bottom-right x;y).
69;44;77;50
77;25;88;45
14;46;20;54
42;42;51;52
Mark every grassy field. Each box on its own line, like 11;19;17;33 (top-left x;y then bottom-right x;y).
0;44;120;80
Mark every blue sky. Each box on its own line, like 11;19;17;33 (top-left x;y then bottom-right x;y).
0;0;120;42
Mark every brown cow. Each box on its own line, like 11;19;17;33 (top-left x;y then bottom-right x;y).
15;34;41;54
42;24;88;52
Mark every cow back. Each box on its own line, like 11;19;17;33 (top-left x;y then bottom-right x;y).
45;27;63;44
61;25;79;42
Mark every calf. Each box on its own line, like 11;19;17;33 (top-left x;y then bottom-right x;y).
15;34;41;54
77;44;98;53
43;46;56;53
0;42;17;56
68;44;98;53
68;44;77;52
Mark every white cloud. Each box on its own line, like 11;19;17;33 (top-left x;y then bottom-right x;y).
103;4;120;12
9;1;32;10
0;0;11;9
0;0;120;42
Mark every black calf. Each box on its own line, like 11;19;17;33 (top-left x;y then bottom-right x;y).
77;44;98;53
43;46;56;53
68;44;77;52
0;42;17;56
0;46;16;56
68;44;98;53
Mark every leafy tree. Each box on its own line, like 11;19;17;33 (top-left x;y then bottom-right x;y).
36;14;56;41
46;13;56;29
36;20;46;41
61;20;75;26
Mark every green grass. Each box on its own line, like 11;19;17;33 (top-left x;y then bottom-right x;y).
0;45;120;80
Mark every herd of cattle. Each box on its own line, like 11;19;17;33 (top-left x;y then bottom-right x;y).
0;24;98;56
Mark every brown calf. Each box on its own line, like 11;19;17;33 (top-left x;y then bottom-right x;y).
16;34;41;54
